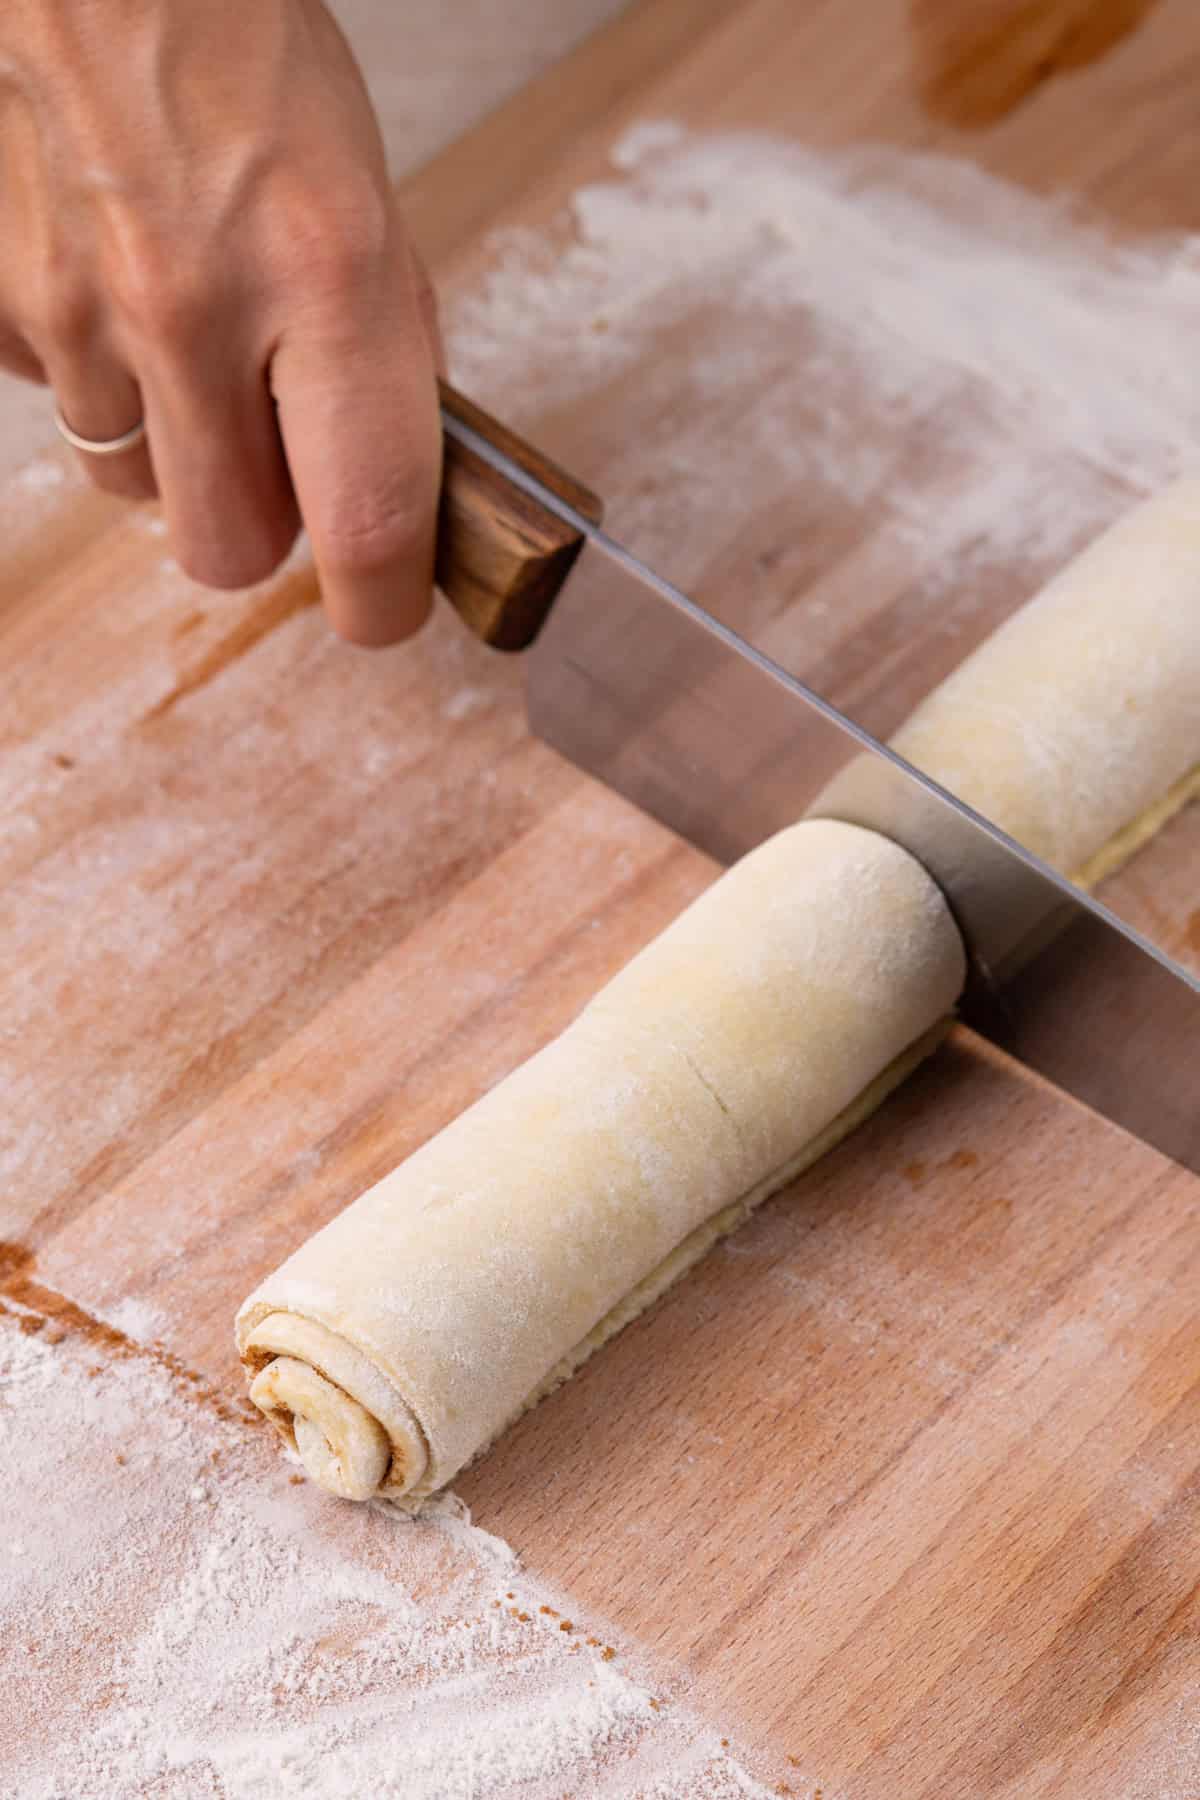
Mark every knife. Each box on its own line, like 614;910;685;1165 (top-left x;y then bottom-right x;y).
434;384;1199;1174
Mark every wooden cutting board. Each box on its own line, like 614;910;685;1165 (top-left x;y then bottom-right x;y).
4;2;1199;1794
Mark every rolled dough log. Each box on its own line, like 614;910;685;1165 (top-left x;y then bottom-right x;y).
238;820;964;1501
238;481;1200;1505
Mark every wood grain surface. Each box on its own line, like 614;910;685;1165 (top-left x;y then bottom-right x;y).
3;2;1199;1794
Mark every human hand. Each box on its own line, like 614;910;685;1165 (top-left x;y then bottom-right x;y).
0;0;444;645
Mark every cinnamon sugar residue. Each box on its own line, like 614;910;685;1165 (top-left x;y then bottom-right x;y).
0;1241;257;1427
901;1148;979;1190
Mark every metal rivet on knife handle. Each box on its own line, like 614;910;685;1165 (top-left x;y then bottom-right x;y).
436;381;604;652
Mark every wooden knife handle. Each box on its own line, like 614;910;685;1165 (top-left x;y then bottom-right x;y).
436;381;604;652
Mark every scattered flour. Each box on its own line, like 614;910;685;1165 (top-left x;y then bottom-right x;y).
0;383;58;487
442;685;495;723
0;1313;772;1799
12;456;66;499
448;123;1200;694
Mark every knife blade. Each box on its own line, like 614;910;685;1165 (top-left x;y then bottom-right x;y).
436;388;1199;1174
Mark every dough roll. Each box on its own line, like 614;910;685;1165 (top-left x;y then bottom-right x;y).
887;479;1200;889
239;483;1199;1505
238;820;965;1502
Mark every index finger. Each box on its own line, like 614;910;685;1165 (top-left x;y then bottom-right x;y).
272;270;442;648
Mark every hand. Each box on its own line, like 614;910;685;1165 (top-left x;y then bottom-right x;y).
0;0;444;645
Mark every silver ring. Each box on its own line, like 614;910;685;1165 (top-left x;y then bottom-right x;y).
54;406;147;458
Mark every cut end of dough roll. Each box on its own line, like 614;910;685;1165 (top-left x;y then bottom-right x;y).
249;1356;390;1501
242;1311;430;1499
884;478;1200;883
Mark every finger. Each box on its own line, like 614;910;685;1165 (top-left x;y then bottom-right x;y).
47;345;157;501
272;293;442;648
409;246;447;378
141;367;301;590
0;325;46;385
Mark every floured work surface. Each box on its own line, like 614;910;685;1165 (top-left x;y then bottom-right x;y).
3;1;1200;1794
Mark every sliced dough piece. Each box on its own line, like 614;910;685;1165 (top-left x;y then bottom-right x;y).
810;481;1200;980
887;479;1200;885
238;820;964;1502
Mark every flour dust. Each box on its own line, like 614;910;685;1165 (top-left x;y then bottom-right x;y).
449;123;1200;738
0;1314;772;1799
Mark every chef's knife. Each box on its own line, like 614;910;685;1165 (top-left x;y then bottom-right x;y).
435;385;1199;1174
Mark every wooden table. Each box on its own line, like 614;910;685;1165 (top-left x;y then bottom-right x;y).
3;3;1199;1793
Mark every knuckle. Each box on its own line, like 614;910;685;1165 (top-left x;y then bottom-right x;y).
274;180;393;301
312;232;376;300
111;244;206;349
141;278;206;350
42;279;98;356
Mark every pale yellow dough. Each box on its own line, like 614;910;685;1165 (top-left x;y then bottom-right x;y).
237;482;1200;1504
886;480;1200;887
238;821;964;1500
